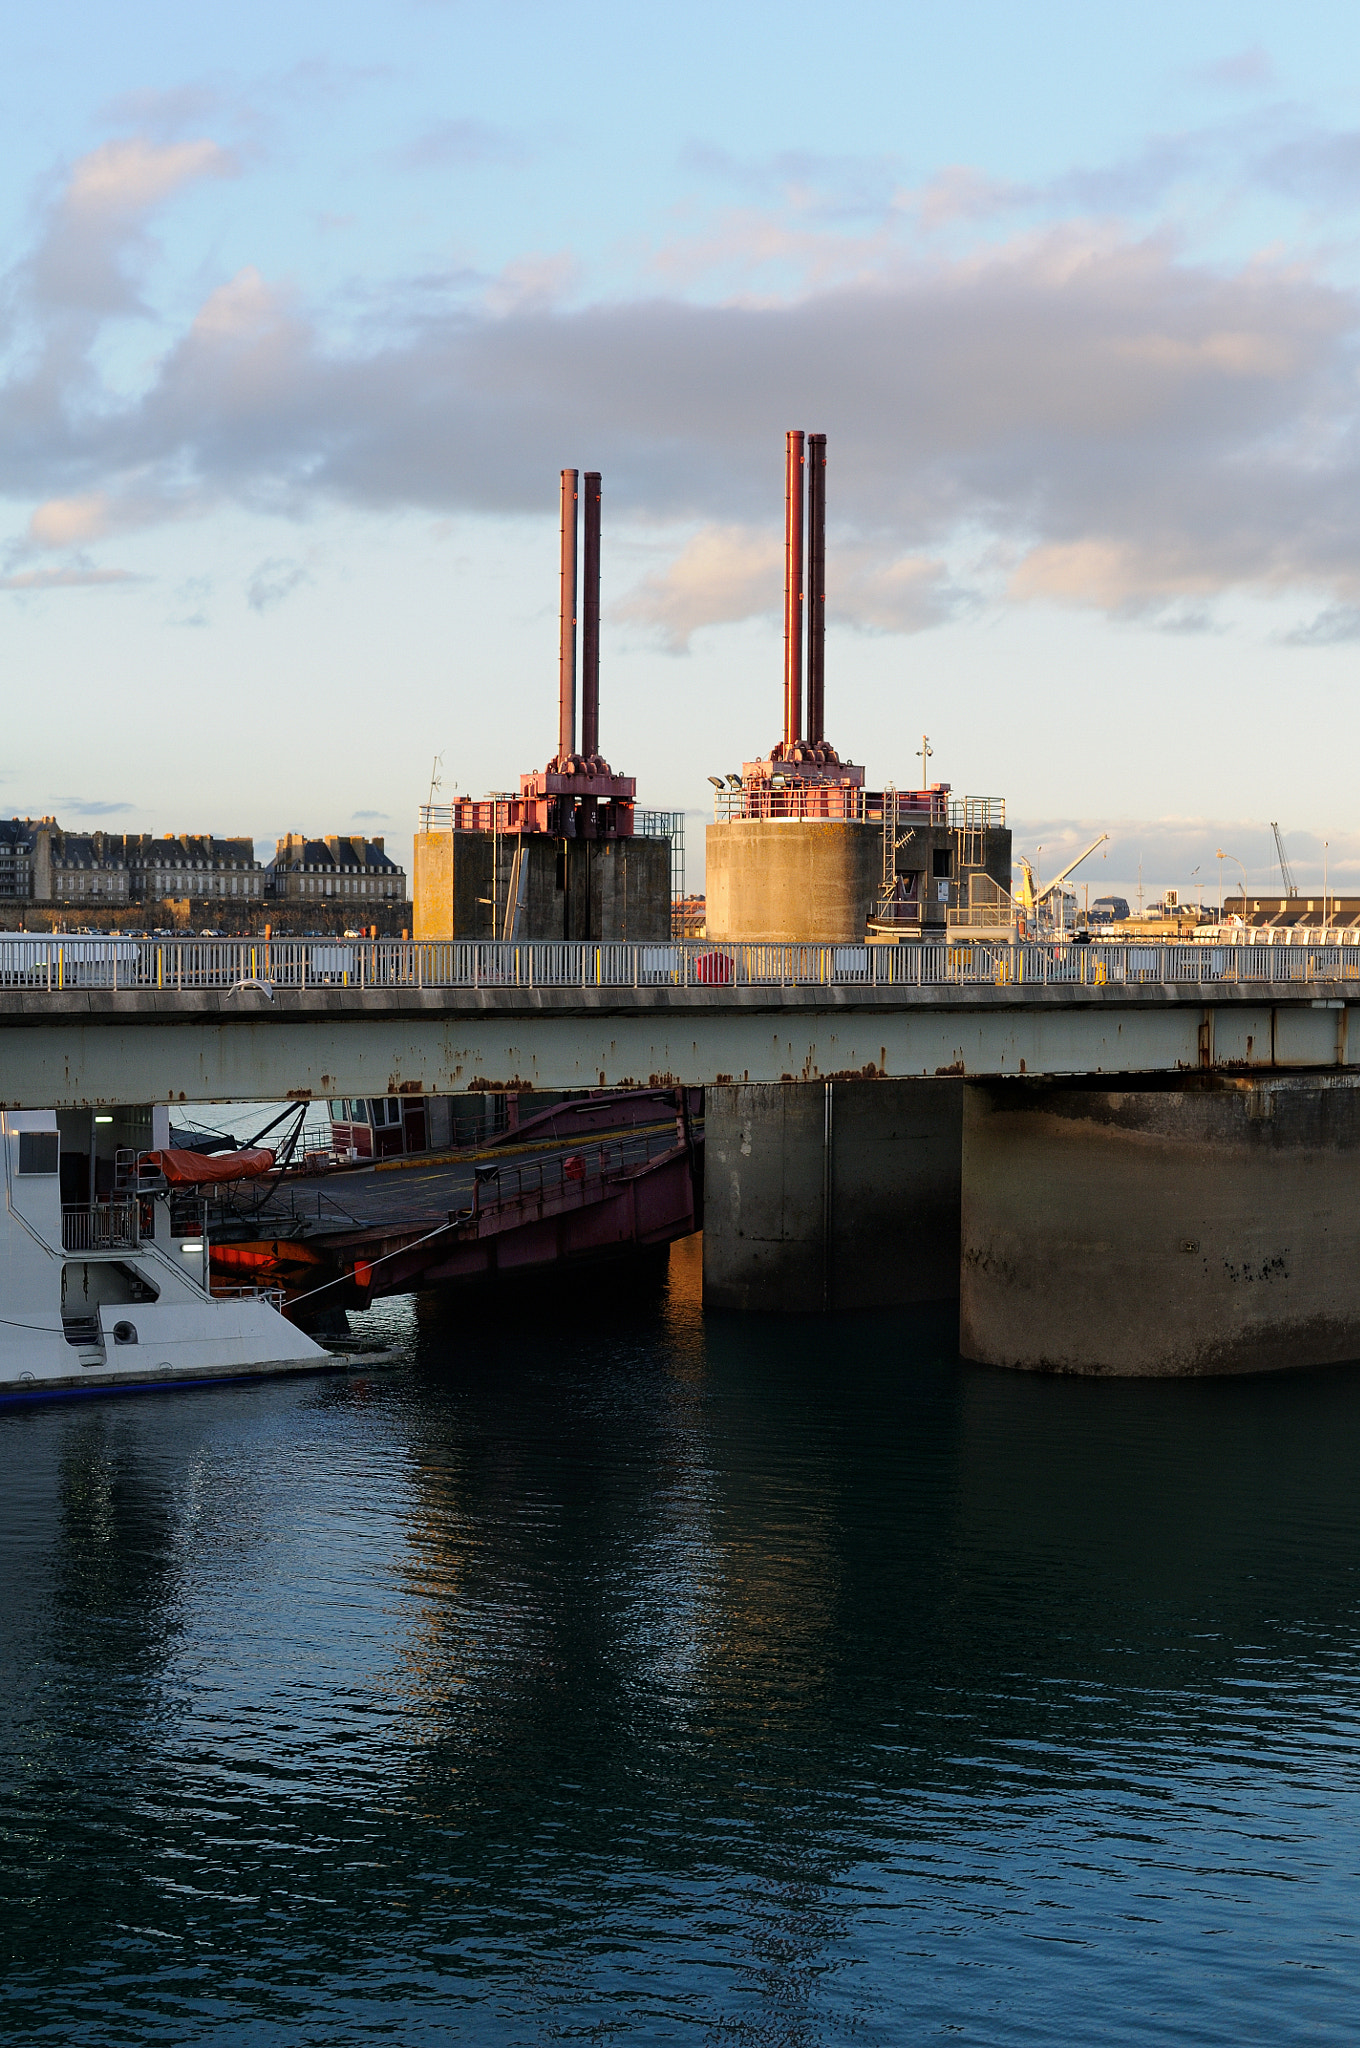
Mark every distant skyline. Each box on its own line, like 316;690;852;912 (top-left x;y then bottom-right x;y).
4;1;1360;900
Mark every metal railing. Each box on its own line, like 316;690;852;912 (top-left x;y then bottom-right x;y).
470;1129;683;1216
712;787;1006;826
209;1284;288;1314
62;1200;140;1252
7;933;1360;994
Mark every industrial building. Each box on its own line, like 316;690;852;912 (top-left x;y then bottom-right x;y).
1224;894;1360;930
704;432;1010;945
415;469;675;942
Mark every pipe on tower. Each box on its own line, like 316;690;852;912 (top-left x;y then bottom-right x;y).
783;430;805;750
558;468;579;763
805;433;826;743
581;471;602;760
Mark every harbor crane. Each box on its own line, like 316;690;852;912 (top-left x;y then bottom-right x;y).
1015;833;1110;920
1271;822;1298;898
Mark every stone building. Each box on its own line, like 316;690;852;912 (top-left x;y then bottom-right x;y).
265;835;406;906
0;817;408;923
125;835;265;906
0;819;39;900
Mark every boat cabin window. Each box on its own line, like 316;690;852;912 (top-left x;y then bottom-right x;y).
18;1132;59;1175
371;1099;402;1126
348;1101;369;1123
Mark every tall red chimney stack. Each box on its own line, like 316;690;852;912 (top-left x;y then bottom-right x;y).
581;470;602;762
805;432;826;744
558;468;579;764
783;430;805;752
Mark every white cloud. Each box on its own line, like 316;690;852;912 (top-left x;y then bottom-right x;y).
0;566;139;591
26;495;112;547
8;137;1360;639
614;526;781;649
64;137;234;217
245;556;309;611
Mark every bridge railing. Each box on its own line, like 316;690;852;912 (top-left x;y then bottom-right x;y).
4;934;1360;992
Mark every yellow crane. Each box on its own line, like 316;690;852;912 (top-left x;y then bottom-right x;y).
1015;834;1110;922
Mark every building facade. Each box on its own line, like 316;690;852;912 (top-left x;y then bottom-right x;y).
0;819;405;915
265;835;406;905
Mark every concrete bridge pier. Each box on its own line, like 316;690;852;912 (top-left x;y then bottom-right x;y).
960;1074;1360;1376
703;1079;962;1311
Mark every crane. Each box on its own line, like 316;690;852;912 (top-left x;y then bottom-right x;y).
1014;833;1109;917
1270;822;1298;898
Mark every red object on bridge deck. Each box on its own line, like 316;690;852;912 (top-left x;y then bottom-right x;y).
142;1147;276;1185
694;952;735;984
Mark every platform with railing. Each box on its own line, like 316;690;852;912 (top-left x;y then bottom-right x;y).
62;1199;141;1252
712;786;1006;827
11;931;1360;996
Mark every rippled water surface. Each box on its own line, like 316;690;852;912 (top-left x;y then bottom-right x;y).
3;1238;1360;2044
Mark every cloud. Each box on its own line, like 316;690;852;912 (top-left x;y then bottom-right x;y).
1013;815;1360;899
0;566;140;590
58;797;134;815
351;809;389;819
64;136;232;216
1188;46;1276;92
97;84;227;136
1255;130;1360;206
1280;604;1360;645
24;135;237;316
8;163;1360;636
245;556;309;610
614;525;781;649
401;118;526;170
26;495;113;547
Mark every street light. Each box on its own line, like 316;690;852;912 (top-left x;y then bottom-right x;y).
1216;848;1246;924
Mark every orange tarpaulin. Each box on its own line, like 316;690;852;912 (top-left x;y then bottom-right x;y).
140;1147;276;1185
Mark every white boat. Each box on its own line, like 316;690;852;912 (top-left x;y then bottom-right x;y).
0;1105;330;1399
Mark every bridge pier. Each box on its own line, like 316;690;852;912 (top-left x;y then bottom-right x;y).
703;1079;961;1311
960;1074;1360;1376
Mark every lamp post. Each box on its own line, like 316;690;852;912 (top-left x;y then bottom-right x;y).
1216;849;1246;924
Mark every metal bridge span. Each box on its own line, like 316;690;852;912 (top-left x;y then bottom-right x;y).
0;970;1355;1108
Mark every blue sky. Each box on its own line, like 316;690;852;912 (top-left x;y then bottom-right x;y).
4;1;1360;900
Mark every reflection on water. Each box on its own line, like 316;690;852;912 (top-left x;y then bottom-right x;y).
3;1239;1360;2044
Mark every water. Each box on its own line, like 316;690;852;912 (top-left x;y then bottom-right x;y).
3;1237;1360;2044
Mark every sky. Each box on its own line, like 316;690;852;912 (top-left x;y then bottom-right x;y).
4;1;1360;903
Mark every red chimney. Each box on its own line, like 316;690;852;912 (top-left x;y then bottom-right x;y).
558;468;579;763
783;430;805;751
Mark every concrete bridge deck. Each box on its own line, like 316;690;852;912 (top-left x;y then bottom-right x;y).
0;939;1356;1104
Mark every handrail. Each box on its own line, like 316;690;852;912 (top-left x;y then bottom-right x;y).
4;933;1360;994
62;1200;140;1251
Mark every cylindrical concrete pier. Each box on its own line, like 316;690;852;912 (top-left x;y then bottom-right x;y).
961;1075;1360;1376
704;819;882;943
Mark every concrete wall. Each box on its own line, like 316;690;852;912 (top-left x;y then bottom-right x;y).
961;1073;1360;1376
705;817;1011;941
703;1078;962;1311
416;831;670;943
706;820;883;943
413;831;495;941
